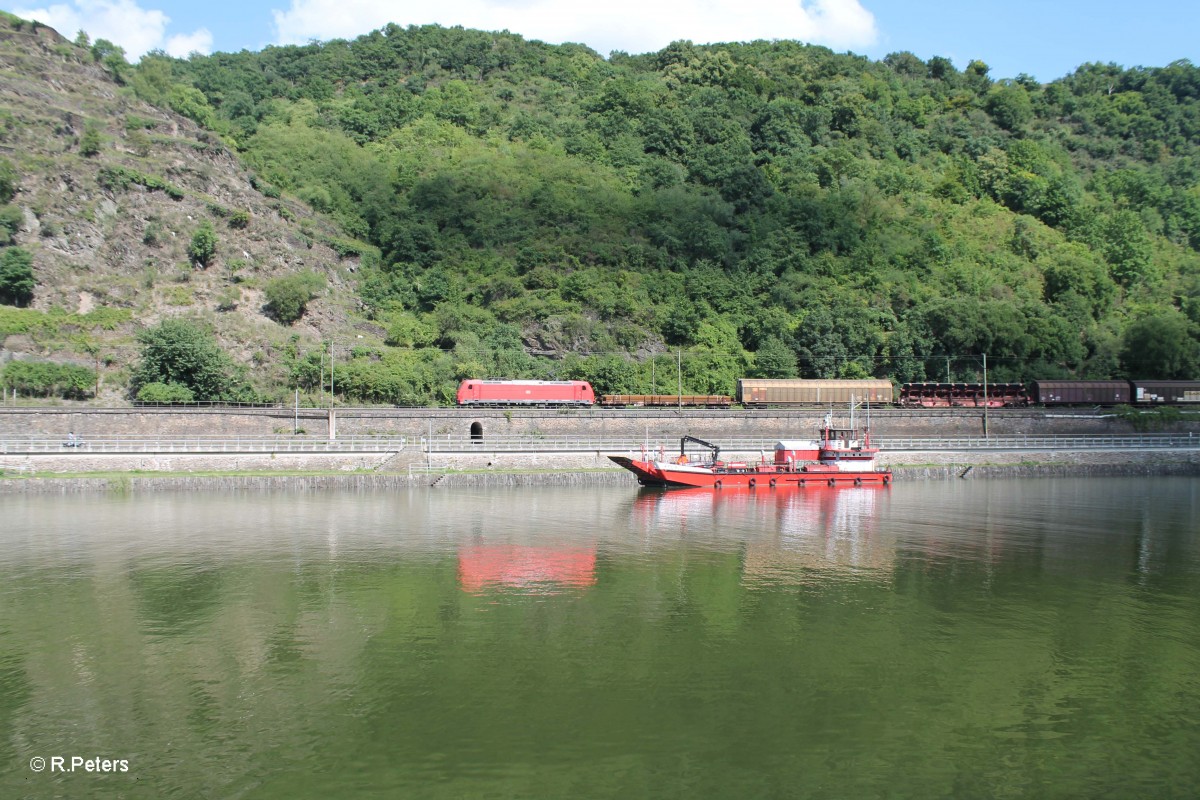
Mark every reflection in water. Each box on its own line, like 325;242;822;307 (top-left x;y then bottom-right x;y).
633;485;895;580
458;546;597;594
0;479;1197;799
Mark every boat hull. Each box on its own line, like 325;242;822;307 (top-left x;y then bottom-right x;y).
609;456;892;489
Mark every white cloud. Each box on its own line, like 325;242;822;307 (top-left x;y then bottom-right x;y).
165;28;213;58
11;0;212;59
271;0;879;55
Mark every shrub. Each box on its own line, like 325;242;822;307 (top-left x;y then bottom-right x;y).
0;204;22;244
79;123;103;156
1;360;96;398
188;220;218;267
136;381;195;403
0;246;35;306
264;271;325;324
0;157;16;203
132;319;240;400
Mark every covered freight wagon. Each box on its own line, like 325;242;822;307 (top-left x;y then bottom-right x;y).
1131;380;1200;404
1029;380;1131;405
456;379;595;406
737;379;894;406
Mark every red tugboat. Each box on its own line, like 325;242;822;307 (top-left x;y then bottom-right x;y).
609;414;892;489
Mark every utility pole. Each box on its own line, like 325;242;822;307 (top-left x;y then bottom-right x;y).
677;350;682;407
983;352;989;439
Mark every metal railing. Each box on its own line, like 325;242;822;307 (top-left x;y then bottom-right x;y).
0;432;1196;456
420;433;1200;453
0;435;407;454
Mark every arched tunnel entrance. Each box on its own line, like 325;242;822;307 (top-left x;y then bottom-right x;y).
470;421;483;443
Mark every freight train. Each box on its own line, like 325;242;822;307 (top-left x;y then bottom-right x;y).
457;378;1200;408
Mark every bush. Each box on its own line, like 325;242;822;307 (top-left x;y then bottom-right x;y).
264;271;325;324
79;124;102;156
188;220;218;267
0;246;34;306
1;360;96;398
135;381;195;403
132;319;240;400
0;157;16;203
0;204;22;244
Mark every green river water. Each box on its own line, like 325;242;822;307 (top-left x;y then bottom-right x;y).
1;477;1198;799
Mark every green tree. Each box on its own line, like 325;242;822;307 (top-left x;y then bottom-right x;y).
1100;210;1156;286
0;246;35;306
132;319;238;400
264;271;326;324
751;335;797;378
188;221;218;267
985;83;1034;131
1120;313;1198;379
90;39;129;83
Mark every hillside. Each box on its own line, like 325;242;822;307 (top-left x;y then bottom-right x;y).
1;15;1198;405
0;15;372;403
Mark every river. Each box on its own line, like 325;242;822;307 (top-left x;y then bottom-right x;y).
2;478;1198;798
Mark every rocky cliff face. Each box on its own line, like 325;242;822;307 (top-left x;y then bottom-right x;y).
0;18;365;397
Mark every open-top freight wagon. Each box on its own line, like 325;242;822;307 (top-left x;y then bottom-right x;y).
899;382;1030;407
600;394;733;408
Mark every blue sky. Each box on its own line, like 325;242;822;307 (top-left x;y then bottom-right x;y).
6;0;1198;82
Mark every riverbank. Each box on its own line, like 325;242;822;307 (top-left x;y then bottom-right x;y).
2;453;1198;493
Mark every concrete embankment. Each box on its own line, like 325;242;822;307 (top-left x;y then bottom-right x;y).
2;452;1197;494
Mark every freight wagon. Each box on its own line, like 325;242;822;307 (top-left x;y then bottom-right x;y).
737;379;895;406
899;382;1030;408
600;394;733;408
456;380;595;406
1029;380;1133;405
1131;380;1200;403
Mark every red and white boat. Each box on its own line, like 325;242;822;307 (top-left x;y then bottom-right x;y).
610;418;892;489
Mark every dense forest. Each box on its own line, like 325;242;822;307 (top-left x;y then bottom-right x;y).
3;19;1200;403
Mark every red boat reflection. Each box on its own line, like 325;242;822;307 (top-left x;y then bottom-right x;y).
458;545;597;593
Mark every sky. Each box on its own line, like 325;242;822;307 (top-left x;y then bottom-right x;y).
5;0;1199;82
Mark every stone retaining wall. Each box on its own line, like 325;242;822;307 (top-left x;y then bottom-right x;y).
4;405;1197;441
4;446;1199;477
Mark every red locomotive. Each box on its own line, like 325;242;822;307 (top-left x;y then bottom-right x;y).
456;379;595;406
